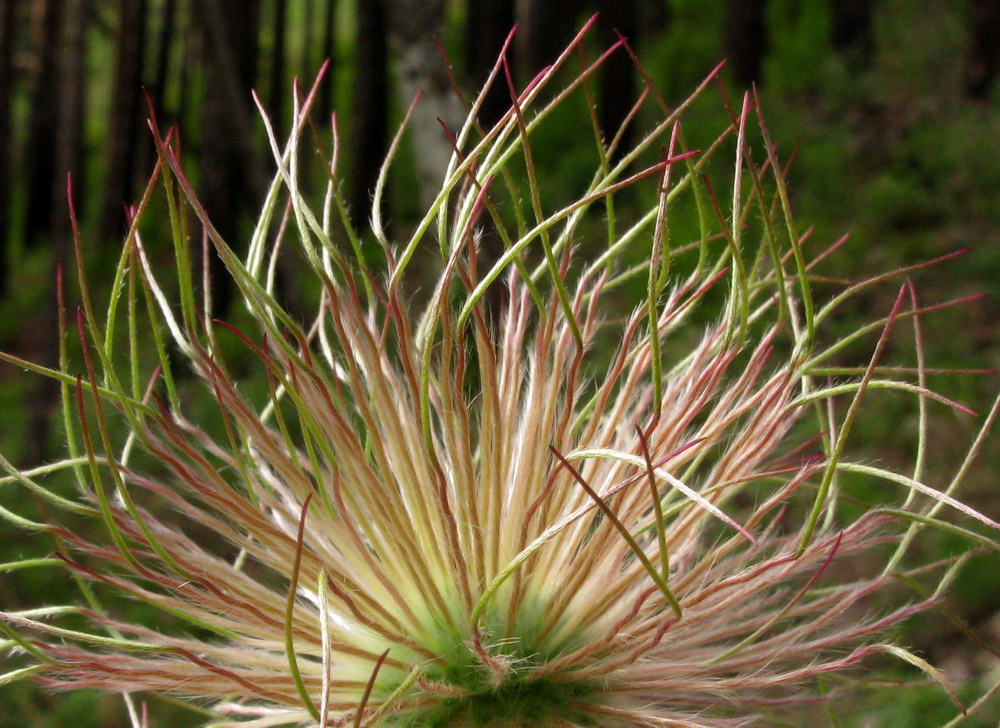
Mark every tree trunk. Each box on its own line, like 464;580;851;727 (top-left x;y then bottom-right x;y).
267;0;287;132
102;0;149;238
520;0;577;75
198;0;265;313
724;0;769;88
830;0;874;71
351;0;389;228
598;0;638;161
965;0;1000;99
385;0;465;211
640;0;671;38
317;0;338;120
301;0;316;76
148;0;176;119
23;0;64;244
465;0;515;127
136;0;176;186
176;0;197;125
0;0;19;297
54;0;87;220
20;0;88;466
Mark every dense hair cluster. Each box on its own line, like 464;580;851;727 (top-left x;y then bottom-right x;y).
2;19;997;728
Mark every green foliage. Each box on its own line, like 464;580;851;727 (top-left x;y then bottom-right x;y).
402;678;596;728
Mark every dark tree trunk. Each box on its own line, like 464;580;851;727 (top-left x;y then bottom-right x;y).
102;0;149;238
198;0;265;313
598;0;638;160
137;0;176;186
20;0;88;467
830;0;874;70
640;0;671;38
23;0;86;240
149;0;176;117
23;0;64;244
176;1;197;125
267;0;287;132
465;0;515;127
317;0;338;119
0;0;19;297
351;0;389;228
54;0;87;220
965;0;1000;99
724;0;769;88
520;0;577;75
464;0;515;303
301;0;316;74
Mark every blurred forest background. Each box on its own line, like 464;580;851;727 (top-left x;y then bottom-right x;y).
1;0;1000;726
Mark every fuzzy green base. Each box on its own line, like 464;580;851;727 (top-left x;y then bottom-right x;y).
396;676;598;728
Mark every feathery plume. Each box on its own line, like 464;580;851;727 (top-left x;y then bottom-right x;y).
2;21;998;728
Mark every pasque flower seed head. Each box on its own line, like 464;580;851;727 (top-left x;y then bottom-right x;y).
2;19;998;728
